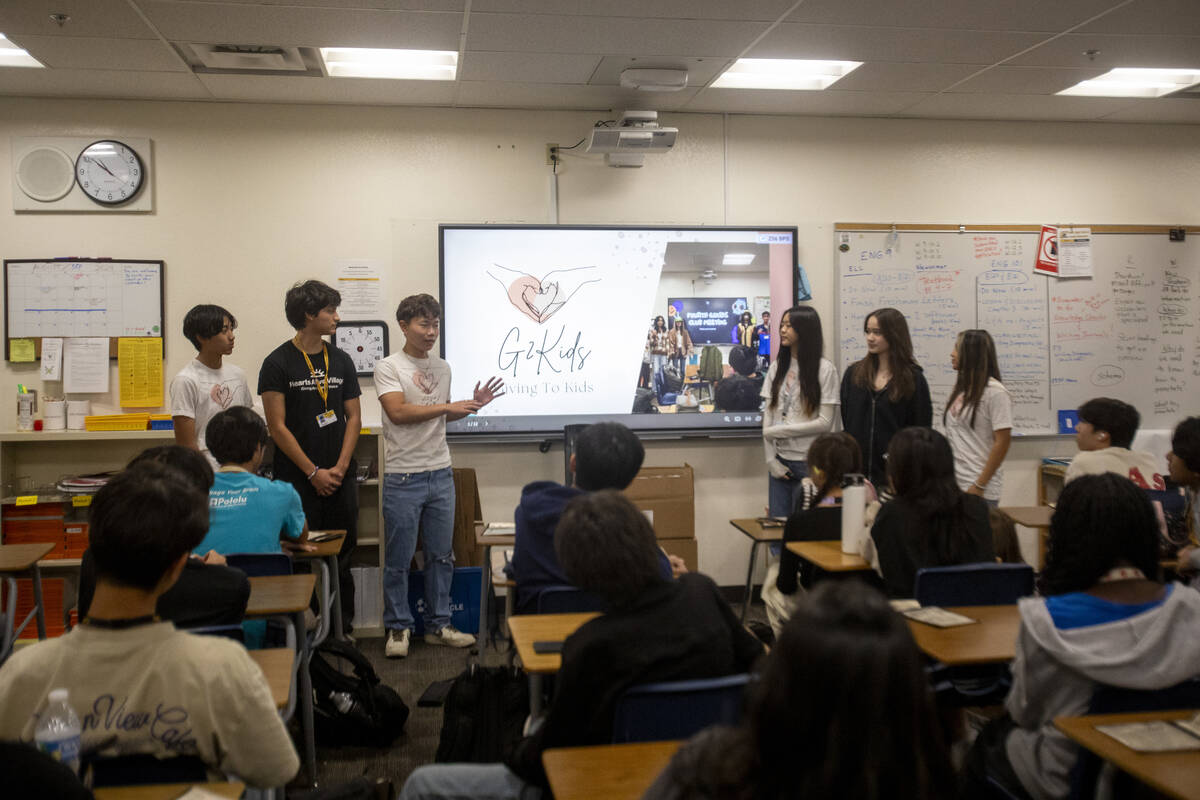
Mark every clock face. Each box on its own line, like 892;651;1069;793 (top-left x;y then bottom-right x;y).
334;321;389;376
74;140;145;206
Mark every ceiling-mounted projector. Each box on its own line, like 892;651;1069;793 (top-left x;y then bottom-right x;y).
587;110;678;157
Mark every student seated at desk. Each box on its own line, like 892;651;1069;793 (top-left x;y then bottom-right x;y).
196;406;309;555
508;421;678;614
77;446;250;629
641;581;954;800
0;461;299;789
400;491;763;800
1063;397;1164;488
862;427;993;598
964;474;1200;800
1169;416;1200;577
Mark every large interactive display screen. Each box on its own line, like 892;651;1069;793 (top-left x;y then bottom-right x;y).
440;225;807;436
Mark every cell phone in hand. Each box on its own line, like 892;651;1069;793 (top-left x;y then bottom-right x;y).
307;532;342;543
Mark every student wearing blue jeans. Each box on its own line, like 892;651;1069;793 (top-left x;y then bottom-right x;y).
375;293;504;658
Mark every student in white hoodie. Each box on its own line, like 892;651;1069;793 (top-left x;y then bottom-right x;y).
965;473;1200;799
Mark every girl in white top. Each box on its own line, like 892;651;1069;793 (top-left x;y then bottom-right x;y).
943;329;1012;507
760;305;840;516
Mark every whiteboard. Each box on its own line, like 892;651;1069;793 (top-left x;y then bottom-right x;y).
835;226;1199;436
5;259;164;339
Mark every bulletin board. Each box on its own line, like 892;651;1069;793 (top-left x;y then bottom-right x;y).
3;259;165;360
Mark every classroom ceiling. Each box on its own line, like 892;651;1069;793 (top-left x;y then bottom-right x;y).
0;0;1198;123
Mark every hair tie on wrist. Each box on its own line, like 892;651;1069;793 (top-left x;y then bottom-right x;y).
307;466;319;480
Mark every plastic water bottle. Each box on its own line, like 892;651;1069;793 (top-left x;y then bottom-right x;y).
34;688;82;776
841;473;867;554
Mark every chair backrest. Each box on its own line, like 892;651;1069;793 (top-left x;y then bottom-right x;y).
786;504;842;540
185;623;246;642
535;584;607;614
611;673;751;743
226;552;293;577
85;753;209;787
914;563;1034;606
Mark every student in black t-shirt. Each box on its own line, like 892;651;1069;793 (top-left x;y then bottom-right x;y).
258;280;362;633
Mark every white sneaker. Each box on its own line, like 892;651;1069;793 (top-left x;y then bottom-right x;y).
425;625;475;648
385;628;410;658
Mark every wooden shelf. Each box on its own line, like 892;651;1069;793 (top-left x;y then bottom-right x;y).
0;430;174;443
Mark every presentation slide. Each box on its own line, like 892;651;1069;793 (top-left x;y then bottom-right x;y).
440;225;804;436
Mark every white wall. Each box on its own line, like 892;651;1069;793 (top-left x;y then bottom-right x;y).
2;97;1197;582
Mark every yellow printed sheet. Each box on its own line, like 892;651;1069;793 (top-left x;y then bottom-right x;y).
118;337;164;407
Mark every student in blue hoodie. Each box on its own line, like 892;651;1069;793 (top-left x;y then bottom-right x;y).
508;421;679;613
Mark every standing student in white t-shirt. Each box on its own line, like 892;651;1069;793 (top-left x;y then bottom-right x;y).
943;329;1012;508
375;294;505;658
169;304;253;469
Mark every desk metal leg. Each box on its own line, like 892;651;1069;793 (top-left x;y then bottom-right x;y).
741;541;761;623
295;609;317;786
529;673;543;716
31;562;46;640
1;576;15;660
328;553;344;641
478;544;492;647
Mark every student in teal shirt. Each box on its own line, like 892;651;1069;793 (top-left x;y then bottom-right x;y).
196;407;309;556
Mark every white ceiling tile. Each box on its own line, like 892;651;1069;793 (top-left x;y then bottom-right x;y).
139;2;462;49
898;92;1137;120
470;0;794;22
197;73;458;105
1076;0;1200;36
11;35;187;72
831;62;985;92
751;24;1048;63
587;56;729;87
461;52;601;84
684;88;933;116
454;80;630;110
947;65;1109;94
1099;97;1200;123
0;67;210;99
466;13;770;57
785;0;1122;32
1007;33;1200;68
0;0;157;39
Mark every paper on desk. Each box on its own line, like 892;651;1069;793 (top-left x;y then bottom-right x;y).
118;337;163;407
903;607;977;628
483;522;516;536
63;337;110;393
1097;721;1200;752
40;337;63;380
10;338;35;362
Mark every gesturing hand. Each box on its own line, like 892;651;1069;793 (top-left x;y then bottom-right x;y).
473;376;507;408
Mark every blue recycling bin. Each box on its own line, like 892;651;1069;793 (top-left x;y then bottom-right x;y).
406;566;482;636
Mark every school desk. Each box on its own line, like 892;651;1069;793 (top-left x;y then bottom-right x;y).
999;506;1053;569
249;647;295;711
476;523;515;646
905;604;1020;666
543;740;682;800
94;782;245;799
507;611;599;714
246;573;317;786
0;541;54;659
729;519;784;622
291;529;347;642
1055;710;1200;800
785;539;872;572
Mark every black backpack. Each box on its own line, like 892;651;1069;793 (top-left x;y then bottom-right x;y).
435;662;529;763
309;639;409;747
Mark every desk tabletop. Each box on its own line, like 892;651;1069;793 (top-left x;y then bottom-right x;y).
1055;710;1200;800
476;525;516;547
291;531;344;559
785;539;871;572
543;740;681;800
94;782;245;799
507;612;599;673
245;573;316;617
905;604;1020;666
249;647;294;710
729;518;784;543
1000;506;1053;529
0;541;56;571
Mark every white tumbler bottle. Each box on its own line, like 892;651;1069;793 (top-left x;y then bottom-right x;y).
841;473;866;554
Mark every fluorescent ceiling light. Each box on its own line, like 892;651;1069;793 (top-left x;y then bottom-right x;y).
1058;68;1200;98
0;33;45;68
723;253;756;266
319;47;457;80
712;58;861;90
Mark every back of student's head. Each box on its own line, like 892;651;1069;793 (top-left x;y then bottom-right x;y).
182;304;235;350
746;581;953;800
807;432;862;496
887;427;978;563
127;444;214;491
1077;397;1139;448
206;406;269;465
555;490;666;608
1171;416;1200;473
728;345;757;376
989;507;1025;564
574;422;644;490
284;280;341;330
89;462;209;591
715;375;761;412
396;293;442;324
1040;473;1159;595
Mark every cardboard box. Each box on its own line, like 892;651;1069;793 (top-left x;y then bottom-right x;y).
623;464;695;541
659;537;699;573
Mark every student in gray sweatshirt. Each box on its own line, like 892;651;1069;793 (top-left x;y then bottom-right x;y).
965;473;1200;799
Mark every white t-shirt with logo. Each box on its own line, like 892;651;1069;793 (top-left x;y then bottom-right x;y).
169;359;253;467
375;349;453;473
944;377;1013;502
760;358;840;461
